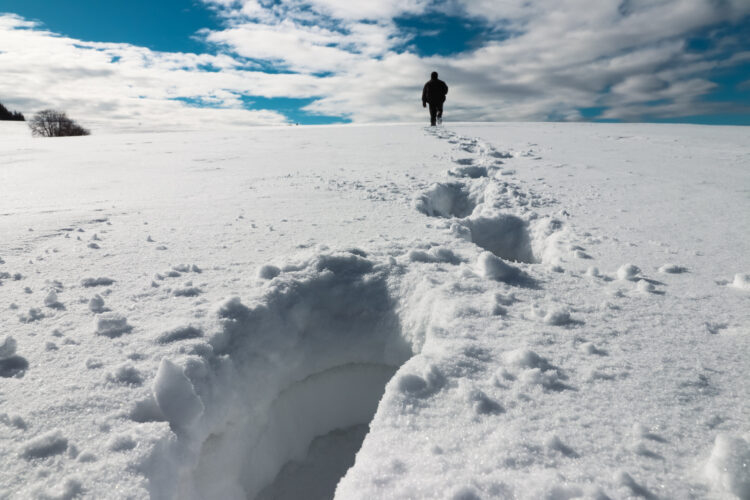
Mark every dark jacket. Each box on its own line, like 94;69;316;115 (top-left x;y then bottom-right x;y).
422;78;448;105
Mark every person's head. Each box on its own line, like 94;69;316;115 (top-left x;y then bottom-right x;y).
431;71;438;79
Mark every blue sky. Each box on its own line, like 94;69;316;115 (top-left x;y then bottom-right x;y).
1;1;749;129
0;0;220;53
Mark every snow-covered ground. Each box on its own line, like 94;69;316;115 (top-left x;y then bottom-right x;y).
1;121;748;500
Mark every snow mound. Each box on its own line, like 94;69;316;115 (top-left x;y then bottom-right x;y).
19;307;45;323
32;477;83;500
704;433;750;498
502;348;554;372
730;273;750;290
0;335;17;358
107;363;144;386
80;277;115;287
637;279;656;294
257;264;281;279
88;294;106;313
153;358;204;428
498;348;570;392
531;304;574;326
0;335;28;378
20;430;68;460
44;290;63;309
617;264;641;281
108;434;137;452
147;250;414;500
395;363;446;399
476;251;520;282
156;325;203;344
173;263;202;273
586;266;600;277
94;313;132;338
408;247;462;264
172;284;202;297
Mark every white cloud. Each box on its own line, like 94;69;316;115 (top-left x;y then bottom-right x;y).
199;2;412;74
301;0;430;20
1;0;749;131
204;21;369;74
0;14;319;131
204;0;431;21
198;0;750;122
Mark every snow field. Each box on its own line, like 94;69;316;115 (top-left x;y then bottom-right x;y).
1;122;748;499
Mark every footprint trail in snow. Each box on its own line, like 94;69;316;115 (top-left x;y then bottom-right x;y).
0;123;748;500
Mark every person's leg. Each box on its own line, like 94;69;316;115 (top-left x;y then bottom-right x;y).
428;103;437;126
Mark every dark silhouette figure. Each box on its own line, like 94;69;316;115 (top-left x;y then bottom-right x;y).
422;71;448;126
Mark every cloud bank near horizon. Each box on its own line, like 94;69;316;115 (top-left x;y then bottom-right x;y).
1;0;749;131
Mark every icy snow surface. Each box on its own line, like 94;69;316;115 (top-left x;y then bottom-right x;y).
1;121;749;499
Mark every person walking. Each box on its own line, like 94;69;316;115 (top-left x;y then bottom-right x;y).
422;71;448;126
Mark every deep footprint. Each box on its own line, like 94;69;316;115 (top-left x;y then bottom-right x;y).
147;251;415;500
414;183;477;218
462;214;536;263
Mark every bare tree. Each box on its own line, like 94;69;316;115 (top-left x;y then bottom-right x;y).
28;110;90;137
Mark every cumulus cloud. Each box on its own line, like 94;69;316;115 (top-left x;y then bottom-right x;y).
202;20;402;74
1;0;749;131
0;14;300;131
196;0;750;123
204;0;431;22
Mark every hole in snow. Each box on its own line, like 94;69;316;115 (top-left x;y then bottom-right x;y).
448;165;489;179
255;424;368;500
414;182;478;218
461;215;536;263
252;363;397;500
192;363;398;500
149;252;413;500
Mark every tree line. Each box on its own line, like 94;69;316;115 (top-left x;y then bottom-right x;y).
0;102;25;121
1;100;90;136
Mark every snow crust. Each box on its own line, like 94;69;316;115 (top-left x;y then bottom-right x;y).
1;121;748;499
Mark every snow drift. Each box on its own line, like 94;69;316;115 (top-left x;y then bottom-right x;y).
146;251;416;500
